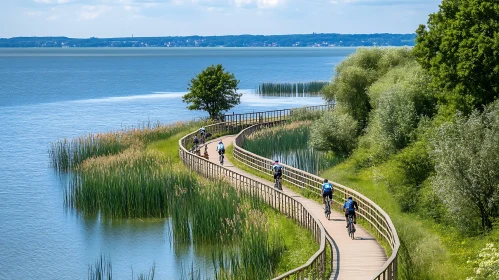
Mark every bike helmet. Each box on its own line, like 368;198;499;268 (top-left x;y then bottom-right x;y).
219;141;223;144
324;179;328;183
274;160;279;163
348;196;352;200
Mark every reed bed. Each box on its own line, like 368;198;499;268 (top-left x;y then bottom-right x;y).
213;210;284;280
88;254;155;280
244;122;336;175
66;149;195;218
50;120;204;172
289;107;327;121
256;81;329;96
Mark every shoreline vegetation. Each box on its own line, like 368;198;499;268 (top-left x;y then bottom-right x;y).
50;118;318;279
242;47;499;279
256;81;328;97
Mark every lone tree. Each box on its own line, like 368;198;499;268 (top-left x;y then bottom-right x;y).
414;0;499;113
183;64;241;120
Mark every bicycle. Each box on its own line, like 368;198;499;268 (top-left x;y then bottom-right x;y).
347;214;356;240
219;152;224;165
324;196;331;220
274;176;282;190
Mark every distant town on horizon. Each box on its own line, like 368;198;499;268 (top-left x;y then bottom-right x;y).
0;33;416;48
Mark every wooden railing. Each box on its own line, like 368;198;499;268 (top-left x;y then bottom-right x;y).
234;123;400;280
179;106;336;279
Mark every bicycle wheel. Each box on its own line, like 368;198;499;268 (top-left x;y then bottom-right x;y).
326;205;330;220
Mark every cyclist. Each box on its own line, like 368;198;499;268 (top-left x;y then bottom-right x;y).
343;196;359;228
271;160;283;181
322;179;334;212
200;127;206;143
216;141;225;158
193;134;199;150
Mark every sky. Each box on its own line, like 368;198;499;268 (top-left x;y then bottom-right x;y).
1;0;442;38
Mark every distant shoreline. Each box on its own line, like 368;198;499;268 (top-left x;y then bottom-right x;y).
0;33;416;48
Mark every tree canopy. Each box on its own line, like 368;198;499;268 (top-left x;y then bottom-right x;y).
414;0;499;113
183;64;241;120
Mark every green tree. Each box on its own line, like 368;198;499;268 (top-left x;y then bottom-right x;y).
414;0;499;113
429;100;499;232
183;64;241;120
309;110;358;156
322;48;413;128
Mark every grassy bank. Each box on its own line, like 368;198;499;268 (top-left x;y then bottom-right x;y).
55;120;321;279
321;158;499;279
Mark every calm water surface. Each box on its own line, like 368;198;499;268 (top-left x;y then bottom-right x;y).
0;47;355;279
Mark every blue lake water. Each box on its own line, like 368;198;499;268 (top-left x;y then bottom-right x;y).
0;47;355;279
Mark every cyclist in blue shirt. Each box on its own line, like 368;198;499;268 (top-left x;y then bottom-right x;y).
343;197;359;227
216;141;225;155
322;179;334;211
271;160;283;180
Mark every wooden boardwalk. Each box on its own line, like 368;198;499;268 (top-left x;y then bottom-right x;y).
206;136;387;280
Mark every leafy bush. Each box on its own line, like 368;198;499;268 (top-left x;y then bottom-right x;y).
467;243;499;280
322;48;414;127
357;63;436;164
309;110;358;156
377;140;434;212
289;107;325;122
430;100;499;232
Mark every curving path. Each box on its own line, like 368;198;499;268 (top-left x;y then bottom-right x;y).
205;136;387;280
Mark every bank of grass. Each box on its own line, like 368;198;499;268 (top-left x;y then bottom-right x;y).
148;129;321;277
50;120;206;171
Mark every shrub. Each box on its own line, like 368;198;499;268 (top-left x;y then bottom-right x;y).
309;110;358;156
467;243;499;280
358;63;436;163
430;100;499;232
322;48;414;127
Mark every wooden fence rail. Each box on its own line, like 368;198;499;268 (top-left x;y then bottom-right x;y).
233;122;400;280
179;105;336;279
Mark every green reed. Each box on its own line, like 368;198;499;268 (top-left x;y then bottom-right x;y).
213;210;285;280
244;121;336;175
50;120;204;172
88;254;155;280
256;81;329;96
66;149;196;218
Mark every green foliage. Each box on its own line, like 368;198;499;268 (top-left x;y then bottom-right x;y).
467;243;499;280
183;64;240;120
322;48;414;127
357;63;436;163
309;110;358;156
289;107;325;122
429;100;499;232
376;140;435;213
414;0;499;112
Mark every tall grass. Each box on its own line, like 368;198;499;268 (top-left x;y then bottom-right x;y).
244;122;338;175
66;149;195;218
68;146;286;278
50;120;204;172
256;81;329;96
88;254;156;280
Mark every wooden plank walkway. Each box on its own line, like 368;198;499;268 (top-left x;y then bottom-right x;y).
205;136;387;280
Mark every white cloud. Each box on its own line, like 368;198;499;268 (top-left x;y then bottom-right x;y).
33;0;72;4
234;0;286;9
79;5;111;20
